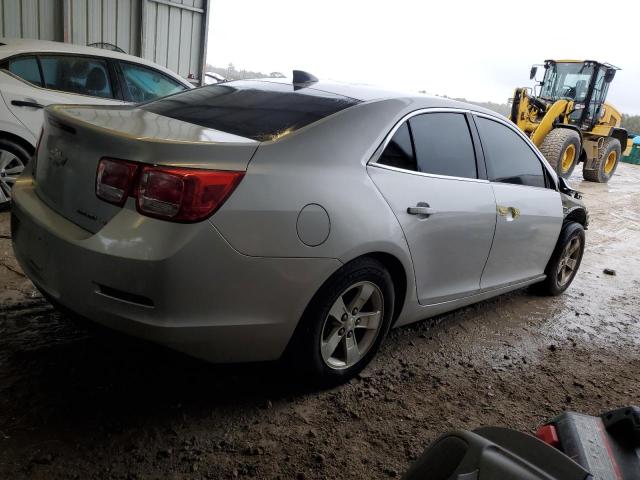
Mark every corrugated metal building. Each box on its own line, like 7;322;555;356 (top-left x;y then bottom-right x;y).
0;0;209;83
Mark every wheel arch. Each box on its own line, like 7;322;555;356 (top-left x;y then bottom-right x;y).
308;251;410;325
0;130;36;156
564;207;588;229
609;127;628;152
363;251;408;324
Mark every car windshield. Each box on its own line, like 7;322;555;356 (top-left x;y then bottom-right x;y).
141;80;361;142
540;62;594;102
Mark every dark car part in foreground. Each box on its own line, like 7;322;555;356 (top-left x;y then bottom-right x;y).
403;406;640;479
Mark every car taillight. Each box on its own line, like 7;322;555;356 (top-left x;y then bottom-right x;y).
95;158;244;223
137;166;244;222
96;158;139;206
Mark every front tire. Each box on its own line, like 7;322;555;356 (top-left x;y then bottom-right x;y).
539;128;581;178
0;138;31;210
289;257;394;384
583;137;621;183
535;222;585;296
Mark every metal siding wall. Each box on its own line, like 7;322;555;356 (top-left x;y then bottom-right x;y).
3;0;22;37
102;0;117;45
116;0;131;53
141;0;207;79
39;0;63;40
67;0;141;55
0;0;63;40
21;0;38;38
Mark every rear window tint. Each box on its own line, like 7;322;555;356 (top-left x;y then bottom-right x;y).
142;81;360;141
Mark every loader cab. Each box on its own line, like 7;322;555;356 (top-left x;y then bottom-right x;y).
538;60;618;129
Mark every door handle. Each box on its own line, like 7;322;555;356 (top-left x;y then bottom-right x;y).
407;203;437;216
497;205;521;220
11;100;44;109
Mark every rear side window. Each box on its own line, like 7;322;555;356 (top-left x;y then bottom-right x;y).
475;117;546;188
40;55;114;99
409;113;477;179
378;123;416;171
142;81;360;141
6;56;42;86
119;61;186;102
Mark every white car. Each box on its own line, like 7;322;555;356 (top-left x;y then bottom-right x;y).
204;72;226;85
0;38;192;206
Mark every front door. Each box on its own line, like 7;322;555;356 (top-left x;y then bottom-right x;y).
473;115;563;288
368;111;497;305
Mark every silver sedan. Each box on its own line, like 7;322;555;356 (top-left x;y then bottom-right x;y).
11;76;587;383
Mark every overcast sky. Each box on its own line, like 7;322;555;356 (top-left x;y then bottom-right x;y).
208;0;640;115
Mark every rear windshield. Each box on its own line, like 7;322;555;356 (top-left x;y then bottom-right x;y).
142;80;360;141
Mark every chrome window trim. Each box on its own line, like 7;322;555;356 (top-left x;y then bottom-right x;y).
369;163;490;184
472;112;559;191
369;107;487;183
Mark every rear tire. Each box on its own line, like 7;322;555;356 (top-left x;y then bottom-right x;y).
0;138;31;210
534;222;585;296
583;137;621;183
288;257;394;384
539;128;581;178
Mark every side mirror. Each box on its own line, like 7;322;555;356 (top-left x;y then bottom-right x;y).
529;66;538;80
605;68;616;83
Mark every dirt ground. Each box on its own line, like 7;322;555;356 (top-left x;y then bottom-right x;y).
1;163;639;480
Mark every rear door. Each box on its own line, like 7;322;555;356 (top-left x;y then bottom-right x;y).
474;114;563;289
368;110;497;305
0;54;124;138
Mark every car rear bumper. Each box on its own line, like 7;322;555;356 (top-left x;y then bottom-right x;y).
11;178;341;362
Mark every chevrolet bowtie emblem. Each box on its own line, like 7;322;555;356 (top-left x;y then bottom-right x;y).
49;147;67;167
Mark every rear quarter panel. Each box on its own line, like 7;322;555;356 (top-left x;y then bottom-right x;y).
209;99;414;267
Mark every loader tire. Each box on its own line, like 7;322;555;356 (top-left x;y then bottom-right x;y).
539;128;581;178
583;137;621;183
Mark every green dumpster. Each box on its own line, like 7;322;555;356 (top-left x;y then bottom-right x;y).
622;135;640;165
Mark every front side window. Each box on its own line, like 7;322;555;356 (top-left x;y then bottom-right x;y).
409;113;477;179
120;62;186;102
378;122;416;171
40;55;113;99
6;56;42;86
476;117;546;188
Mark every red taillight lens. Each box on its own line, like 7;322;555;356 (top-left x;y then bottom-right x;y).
136;166;244;222
96;158;139;206
95;158;244;222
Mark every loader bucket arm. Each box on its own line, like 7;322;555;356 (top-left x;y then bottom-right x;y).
530;99;570;146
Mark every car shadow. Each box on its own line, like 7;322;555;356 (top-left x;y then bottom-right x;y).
0;302;322;438
0;287;544;439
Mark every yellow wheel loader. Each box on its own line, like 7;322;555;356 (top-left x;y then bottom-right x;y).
510;60;628;183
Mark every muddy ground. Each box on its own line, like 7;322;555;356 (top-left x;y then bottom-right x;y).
1;163;639;479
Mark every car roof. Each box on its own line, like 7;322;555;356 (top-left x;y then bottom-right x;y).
231;77;500;117
0;38;191;86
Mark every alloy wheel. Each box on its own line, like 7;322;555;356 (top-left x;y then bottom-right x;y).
320;281;384;370
0;149;25;204
557;236;581;287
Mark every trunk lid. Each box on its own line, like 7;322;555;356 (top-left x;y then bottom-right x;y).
35;105;258;233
